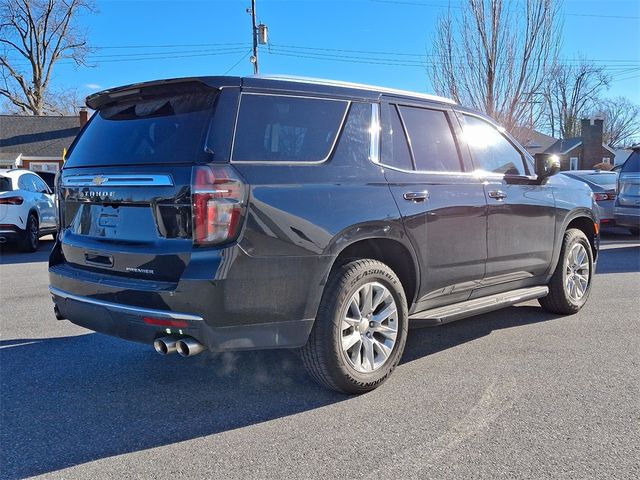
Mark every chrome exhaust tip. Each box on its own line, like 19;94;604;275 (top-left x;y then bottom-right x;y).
154;336;178;355
176;337;206;357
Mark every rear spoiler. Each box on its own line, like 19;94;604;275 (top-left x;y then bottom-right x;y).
86;76;242;110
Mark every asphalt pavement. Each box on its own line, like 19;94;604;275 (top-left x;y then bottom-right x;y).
1;231;639;479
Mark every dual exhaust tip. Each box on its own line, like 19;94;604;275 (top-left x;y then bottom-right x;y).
154;336;206;357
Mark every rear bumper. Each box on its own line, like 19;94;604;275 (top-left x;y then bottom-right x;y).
0;224;23;243
51;286;315;351
614;206;640;229
49;242;330;351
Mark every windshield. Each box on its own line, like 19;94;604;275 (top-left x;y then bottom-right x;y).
66;92;217;167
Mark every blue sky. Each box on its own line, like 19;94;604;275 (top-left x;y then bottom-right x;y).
47;0;640;104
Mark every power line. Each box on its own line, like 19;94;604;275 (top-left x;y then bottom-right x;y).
369;0;640;20
223;49;253;75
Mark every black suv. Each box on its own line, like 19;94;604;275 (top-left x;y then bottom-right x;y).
49;75;598;393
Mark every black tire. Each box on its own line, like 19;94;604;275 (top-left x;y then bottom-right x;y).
20;214;40;252
301;259;409;394
539;228;593;314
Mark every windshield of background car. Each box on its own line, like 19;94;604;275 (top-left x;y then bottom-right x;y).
0;176;11;191
65;92;217;167
621;154;640;173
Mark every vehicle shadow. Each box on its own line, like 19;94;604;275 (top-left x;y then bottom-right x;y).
595;245;640;274
0;238;54;265
0;303;563;479
402;304;561;363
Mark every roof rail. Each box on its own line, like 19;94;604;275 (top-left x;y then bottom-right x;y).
248;74;456;105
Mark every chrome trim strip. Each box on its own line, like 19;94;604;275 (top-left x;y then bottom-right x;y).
62;174;174;187
250;74;457;105
230;92;351;165
49;287;203;322
369;103;381;165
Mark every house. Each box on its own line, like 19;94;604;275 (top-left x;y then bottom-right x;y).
0;110;87;173
544;118;616;171
511;126;558;156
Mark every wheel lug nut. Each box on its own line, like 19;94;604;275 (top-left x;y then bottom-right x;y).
369;321;374;327
366;332;372;338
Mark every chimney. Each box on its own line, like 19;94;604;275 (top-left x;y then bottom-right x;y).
580;118;604;169
79;107;88;127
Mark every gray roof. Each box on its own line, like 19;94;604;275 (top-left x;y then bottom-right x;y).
0;115;80;157
545;137;582;154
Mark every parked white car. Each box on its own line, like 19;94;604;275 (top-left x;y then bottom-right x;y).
0;169;57;252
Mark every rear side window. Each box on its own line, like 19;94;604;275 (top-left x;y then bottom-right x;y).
66;92;217;167
0;176;11;191
18;175;36;192
462;114;526;175
622;153;640;173
381;104;413;171
398;106;461;172
232;94;349;162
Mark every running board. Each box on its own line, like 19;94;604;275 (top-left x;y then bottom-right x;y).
409;286;549;327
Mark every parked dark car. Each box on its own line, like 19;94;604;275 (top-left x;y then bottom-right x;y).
561;170;617;226
49;75;599;393
615;146;640;235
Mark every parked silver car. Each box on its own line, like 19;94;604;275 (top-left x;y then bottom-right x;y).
615;147;640;235
561;170;618;226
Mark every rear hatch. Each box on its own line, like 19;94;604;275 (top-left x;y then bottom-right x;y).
56;80;233;284
618;152;640;208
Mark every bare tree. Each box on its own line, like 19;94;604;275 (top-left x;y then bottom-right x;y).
543;60;609;139
429;0;561;132
595;97;640;148
0;0;93;115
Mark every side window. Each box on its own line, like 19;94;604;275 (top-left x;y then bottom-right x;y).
381;104;413;170
232;94;349;162
398;106;462;172
461;114;527;175
18;175;34;192
32;175;49;193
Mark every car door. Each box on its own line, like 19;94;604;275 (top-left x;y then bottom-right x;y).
379;100;488;311
456;112;556;289
27;174;56;229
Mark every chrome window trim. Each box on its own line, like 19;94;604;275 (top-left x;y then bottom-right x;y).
62;174;175;187
369;103;381;165
50;287;203;322
230;92;351;165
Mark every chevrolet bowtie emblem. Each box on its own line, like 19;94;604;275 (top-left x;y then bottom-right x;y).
92;176;108;186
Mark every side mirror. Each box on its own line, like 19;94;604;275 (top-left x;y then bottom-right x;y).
534;153;561;184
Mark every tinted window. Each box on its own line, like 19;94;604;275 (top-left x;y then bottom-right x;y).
0;176;11;192
381;104;413;170
622;153;640;173
233;94;348;162
398;106;461;172
66;92;216;167
462;115;526;175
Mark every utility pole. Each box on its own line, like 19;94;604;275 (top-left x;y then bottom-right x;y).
250;0;259;74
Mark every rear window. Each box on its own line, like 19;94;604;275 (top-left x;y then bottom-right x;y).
579;173;618;188
66;92;217;167
0;176;11;191
232;94;349;162
622;153;640;173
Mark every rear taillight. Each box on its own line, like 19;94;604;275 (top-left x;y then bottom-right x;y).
0;196;24;205
594;192;616;202
191;165;247;246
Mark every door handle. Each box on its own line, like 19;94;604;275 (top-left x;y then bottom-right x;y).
403;191;429;202
488;190;507;200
